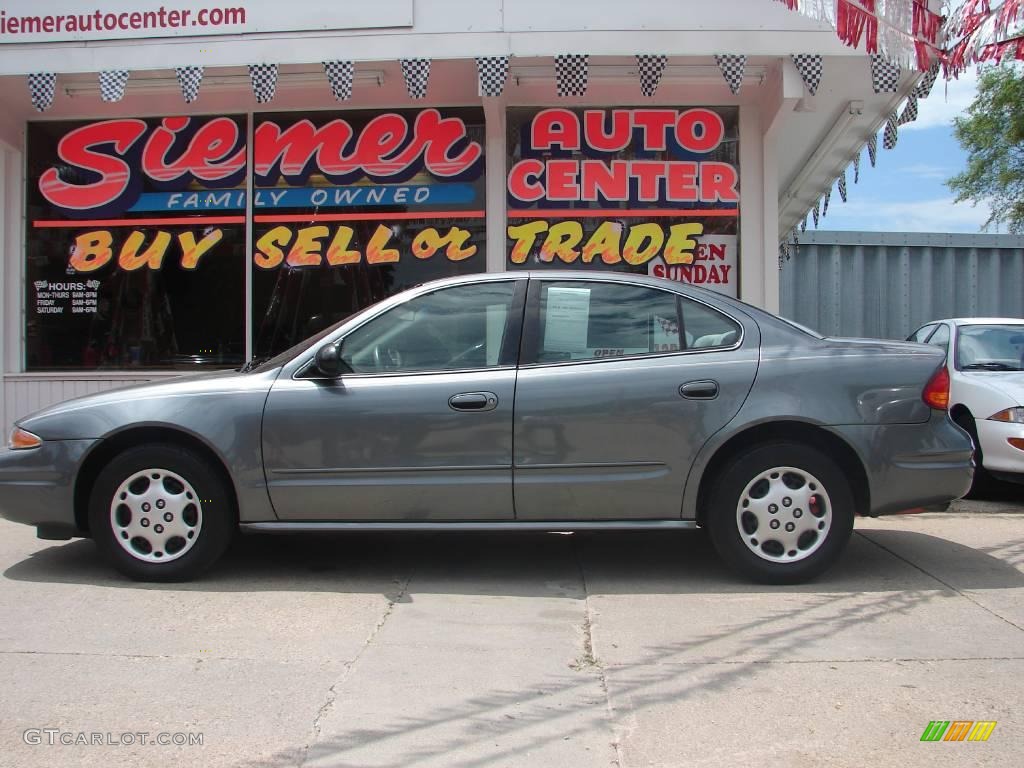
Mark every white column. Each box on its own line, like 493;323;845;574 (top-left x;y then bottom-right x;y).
739;104;765;308
482;97;507;273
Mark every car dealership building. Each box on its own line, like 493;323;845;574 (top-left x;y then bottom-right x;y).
0;0;945;429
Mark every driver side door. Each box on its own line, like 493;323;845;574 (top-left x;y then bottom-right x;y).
261;278;525;521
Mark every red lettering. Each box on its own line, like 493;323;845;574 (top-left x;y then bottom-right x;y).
39;119;148;211
629;161;664;202
583;110;631;152
142;116;245;183
546;160;580;201
700;162;739;203
676;108;725;153
631;110;676;151
665;162;699;202
530;108;581;151
508;160;545;203
580;159;628;201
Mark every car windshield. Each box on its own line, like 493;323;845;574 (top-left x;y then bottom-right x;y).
956;324;1024;371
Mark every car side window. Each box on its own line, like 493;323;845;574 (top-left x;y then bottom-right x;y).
907;324;937;343
341;282;517;374
680;298;742;350
927;324;950;352
533;281;740;363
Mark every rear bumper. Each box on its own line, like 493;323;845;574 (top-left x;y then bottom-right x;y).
0;439;96;537
831;413;974;516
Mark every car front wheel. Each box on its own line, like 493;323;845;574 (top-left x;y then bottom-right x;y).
88;444;234;581
706;442;855;584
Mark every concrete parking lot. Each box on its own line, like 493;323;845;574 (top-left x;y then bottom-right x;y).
1;497;1022;768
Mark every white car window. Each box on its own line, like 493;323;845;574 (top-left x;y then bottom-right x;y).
956;325;1024;371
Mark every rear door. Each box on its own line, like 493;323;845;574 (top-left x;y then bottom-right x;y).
512;279;759;520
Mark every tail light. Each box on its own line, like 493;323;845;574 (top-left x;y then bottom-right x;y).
922;366;950;410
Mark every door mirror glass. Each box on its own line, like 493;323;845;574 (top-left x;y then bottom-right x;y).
314;342;344;377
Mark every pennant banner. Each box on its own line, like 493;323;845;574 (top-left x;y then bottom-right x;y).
791;54;823;95
400;58;431;99
898;94;919;125
476;55;510;98
800;213;808;233
853;151;860;184
715;54;747;95
822;188;831;218
636;54;668;97
812;199;820;228
838;169;847;202
867;132;878;167
99;69;129;102
175;66;203;103
27;72;56;112
323;60;354;101
555;54;588;97
249;64;278;103
869;54;901;93
883;109;899;150
913;61;940;99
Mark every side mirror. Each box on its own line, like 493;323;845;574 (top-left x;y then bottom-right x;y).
314;342;345;377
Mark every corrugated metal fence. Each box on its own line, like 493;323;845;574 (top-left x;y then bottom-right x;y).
780;231;1024;340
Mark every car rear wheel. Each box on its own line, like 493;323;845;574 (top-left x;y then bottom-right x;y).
706;442;855;584
88;444;234;581
952;411;991;498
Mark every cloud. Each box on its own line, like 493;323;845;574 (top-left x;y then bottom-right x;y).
897;163;955;179
902;69;977;131
822;197;994;232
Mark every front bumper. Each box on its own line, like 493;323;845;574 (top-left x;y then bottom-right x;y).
831;412;974;516
0;439;97;537
975;418;1024;476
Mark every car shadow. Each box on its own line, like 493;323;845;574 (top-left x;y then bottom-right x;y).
4;526;1023;595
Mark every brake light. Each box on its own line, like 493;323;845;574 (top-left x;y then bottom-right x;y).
922;366;950;410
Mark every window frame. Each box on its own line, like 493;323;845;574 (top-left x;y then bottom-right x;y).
293;277;527;380
519;277;744;368
907;323;938;343
925;322;950;353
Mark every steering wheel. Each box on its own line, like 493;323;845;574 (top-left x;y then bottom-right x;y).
446;341;487;368
373;345;403;371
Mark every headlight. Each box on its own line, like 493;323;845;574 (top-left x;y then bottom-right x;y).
8;427;42;450
990;407;1024;424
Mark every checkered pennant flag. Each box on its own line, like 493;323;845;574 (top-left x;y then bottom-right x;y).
822;188;831;218
27;72;56;112
913;62;940;100
779;239;790;266
791;54;823;95
867;133;878;167
99;70;130;102
636;54;667;97
800;213;808;233
476;56;510;98
715;54;746;95
323;60;354;101
812;199;820;228
837;168;847;202
175;66;203;103
853;151;861;183
883;109;899;150
401;58;431;99
869;54;901;94
898;94;918;125
249;64;278;103
555;54;588;97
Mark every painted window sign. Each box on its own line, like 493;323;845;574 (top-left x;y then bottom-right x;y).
25;108;487;370
506;107;739;296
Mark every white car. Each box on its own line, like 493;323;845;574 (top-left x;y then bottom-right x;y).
908;318;1024;491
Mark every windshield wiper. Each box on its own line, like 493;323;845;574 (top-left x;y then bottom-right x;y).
238;356;270;373
961;362;1022;371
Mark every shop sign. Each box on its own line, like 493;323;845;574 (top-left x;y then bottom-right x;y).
505;107;740;296
0;1;413;44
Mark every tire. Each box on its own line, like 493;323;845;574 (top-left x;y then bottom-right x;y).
952;411;991;499
706;441;855;584
88;444;235;581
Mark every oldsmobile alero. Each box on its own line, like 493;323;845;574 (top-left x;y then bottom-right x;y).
0;271;973;583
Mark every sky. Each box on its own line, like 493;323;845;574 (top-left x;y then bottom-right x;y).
816;70;992;233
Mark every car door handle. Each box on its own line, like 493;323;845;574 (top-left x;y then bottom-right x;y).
448;392;498;412
679;380;719;400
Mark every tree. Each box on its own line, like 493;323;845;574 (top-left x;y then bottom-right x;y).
947;65;1024;233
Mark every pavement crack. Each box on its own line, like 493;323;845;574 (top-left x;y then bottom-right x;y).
298;569;413;768
857;530;1024;633
573;538;624;768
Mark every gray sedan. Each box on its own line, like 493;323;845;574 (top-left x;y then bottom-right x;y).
0;272;973;583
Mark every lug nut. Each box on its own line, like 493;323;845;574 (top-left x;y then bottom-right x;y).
785;522;795;532
154;524;164;534
793;509;803;518
164;512;173;523
140;518;150;527
142;502;151;512
770;519;780;530
782;497;792;507
156;499;166;509
768;504;778;514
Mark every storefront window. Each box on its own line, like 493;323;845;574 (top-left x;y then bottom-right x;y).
251;108;487;358
25;116;247;370
506;107;740;296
